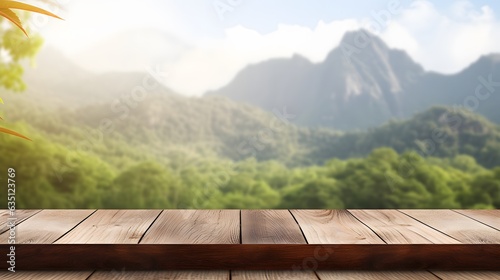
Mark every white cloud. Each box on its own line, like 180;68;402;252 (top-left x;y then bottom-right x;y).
164;19;362;96
165;0;500;96
380;0;500;73
62;0;500;96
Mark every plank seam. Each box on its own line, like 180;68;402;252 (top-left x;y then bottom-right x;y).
288;210;310;244
346;210;388;244
85;270;97;280
451;210;500;232
137;209;164;244
428;270;444;280
396;210;463;244
0;209;42;234
51;209;98;244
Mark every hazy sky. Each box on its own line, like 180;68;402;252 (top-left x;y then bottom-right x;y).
27;0;500;95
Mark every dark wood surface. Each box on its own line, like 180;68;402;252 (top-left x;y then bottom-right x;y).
1;244;498;270
1;271;499;280
0;209;498;271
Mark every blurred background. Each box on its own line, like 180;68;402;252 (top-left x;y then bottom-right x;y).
1;0;499;209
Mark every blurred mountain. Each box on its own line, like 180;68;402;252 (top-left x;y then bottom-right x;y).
325;106;500;168
13;45;174;107
1;45;335;165
208;29;500;131
4;29;500;169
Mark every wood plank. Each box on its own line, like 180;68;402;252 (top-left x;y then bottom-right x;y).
232;271;318;280
55;210;161;244
431;271;500;280
242;210;306;244
1;244;497;270
290;210;384;244
0;271;92;280
140;210;239;244
454;210;500;231
0;210;41;234
317;271;438;280
401;210;500;244
89;271;229;280
350;210;459;244
0;210;94;244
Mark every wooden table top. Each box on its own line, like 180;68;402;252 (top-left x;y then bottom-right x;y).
0;209;499;277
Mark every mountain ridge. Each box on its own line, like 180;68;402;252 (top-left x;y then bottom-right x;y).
207;29;500;131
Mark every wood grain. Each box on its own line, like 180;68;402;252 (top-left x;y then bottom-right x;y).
317;271;439;280
290;210;384;244
2;244;498;270
0;210;41;234
232;271;318;280
55;210;161;244
0;210;498;271
0;271;92;280
242;210;306;244
454;210;500;231
350;210;459;244
0;210;95;244
401;210;500;244
140;210;240;244
89;271;229;280
432;271;500;280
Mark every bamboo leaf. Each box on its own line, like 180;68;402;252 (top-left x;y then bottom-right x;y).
0;126;31;140
0;1;63;20
0;96;3;104
0;8;27;36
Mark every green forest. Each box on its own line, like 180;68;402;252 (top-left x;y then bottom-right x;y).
1;101;499;209
1;16;500;210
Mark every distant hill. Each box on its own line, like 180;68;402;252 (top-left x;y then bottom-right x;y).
10;45;175;108
4;36;500;169
326;107;500;168
70;93;341;165
3;29;500;210
208;29;500;131
3;91;340;167
6;89;500;168
4;44;337;166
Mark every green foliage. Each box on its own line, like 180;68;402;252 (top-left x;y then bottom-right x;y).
0;17;43;91
1;120;498;209
321;107;500;168
0;16;43;140
0;123;114;208
281;178;342;209
1;91;500;209
105;161;187;208
1;9;498;210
